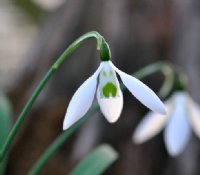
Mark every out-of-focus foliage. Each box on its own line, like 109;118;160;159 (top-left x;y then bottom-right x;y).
11;0;45;23
69;144;118;175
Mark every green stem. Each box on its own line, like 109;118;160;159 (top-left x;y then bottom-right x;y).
0;95;12;174
0;31;105;161
0;68;55;161
28;61;174;175
53;31;103;69
174;69;188;91
28;105;99;175
122;61;175;98
158;63;175;98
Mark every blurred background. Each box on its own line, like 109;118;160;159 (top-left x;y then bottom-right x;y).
1;0;200;174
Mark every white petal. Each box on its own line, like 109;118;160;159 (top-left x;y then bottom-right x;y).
164;92;191;156
97;86;123;123
63;64;103;130
187;97;200;138
109;61;166;114
133;101;172;144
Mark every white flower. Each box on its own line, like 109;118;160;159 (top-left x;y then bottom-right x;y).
63;61;166;130
133;91;200;156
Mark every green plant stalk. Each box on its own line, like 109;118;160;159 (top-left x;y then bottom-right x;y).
0;95;12;174
158;62;175;98
28;61;174;175
133;61;175;99
0;31;104;161
53;31;103;69
0;68;55;161
28;104;99;175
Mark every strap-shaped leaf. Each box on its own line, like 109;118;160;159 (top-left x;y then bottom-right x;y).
69;144;118;175
0;95;12;174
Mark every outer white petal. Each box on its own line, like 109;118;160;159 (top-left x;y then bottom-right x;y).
63;64;103;130
133;101;172;144
97;87;123;123
109;61;167;114
187;97;200;138
164;92;191;156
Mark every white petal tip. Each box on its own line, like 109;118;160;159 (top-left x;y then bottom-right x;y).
132;128;153;145
62;114;76;130
167;147;183;157
150;98;168;115
159;104;168;115
106;117;119;123
132;128;145;144
63;127;67;130
63;124;67;130
97;89;123;124
167;148;182;157
132;134;144;144
104;111;122;124
62;120;71;130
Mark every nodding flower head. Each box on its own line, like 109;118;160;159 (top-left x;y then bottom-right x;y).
133;91;200;156
63;60;166;130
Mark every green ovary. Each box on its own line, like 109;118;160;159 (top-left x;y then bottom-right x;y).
102;82;117;97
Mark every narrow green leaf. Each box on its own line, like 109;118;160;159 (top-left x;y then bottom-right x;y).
0;95;12;174
69;144;118;175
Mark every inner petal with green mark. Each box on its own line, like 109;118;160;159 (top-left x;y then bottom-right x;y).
102;82;117;98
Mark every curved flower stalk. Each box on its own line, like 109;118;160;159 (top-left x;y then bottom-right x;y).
63;60;166;130
133;91;200;156
0;31;167;163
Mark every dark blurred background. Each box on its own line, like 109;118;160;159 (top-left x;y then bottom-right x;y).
1;0;200;174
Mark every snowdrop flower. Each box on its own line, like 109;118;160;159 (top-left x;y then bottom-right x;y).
63;60;166;130
133;91;200;156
